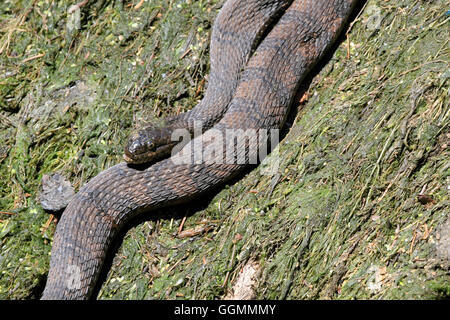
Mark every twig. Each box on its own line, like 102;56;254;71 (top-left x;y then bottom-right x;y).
134;0;145;10
177;216;187;234
0;210;15;215
21;53;45;63
68;0;89;14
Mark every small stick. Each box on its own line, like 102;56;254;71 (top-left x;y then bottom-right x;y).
134;0;145;10
21;53;45;63
0;210;15;215
178;216;187;234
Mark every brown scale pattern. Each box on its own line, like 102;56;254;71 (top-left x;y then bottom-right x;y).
42;0;359;299
169;0;293;129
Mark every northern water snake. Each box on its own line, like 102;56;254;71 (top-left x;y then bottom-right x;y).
124;0;293;164
42;0;360;299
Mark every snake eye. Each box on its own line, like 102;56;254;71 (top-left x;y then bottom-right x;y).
144;138;155;151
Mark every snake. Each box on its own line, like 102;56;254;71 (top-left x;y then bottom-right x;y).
123;0;293;164
42;0;359;299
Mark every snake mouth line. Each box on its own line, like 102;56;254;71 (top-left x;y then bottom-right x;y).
124;141;178;165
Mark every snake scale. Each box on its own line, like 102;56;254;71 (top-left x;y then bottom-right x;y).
42;0;359;299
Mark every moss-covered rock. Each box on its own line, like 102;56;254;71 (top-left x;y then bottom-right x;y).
0;0;448;299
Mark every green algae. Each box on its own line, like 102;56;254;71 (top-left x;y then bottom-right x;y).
0;0;448;299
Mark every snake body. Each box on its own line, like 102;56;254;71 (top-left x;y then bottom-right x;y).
124;0;292;164
42;0;359;299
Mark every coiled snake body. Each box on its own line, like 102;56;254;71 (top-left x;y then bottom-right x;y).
42;0;359;299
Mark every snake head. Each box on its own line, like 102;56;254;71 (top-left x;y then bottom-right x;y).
124;126;175;164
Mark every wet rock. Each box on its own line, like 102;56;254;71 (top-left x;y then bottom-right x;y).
39;173;75;212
